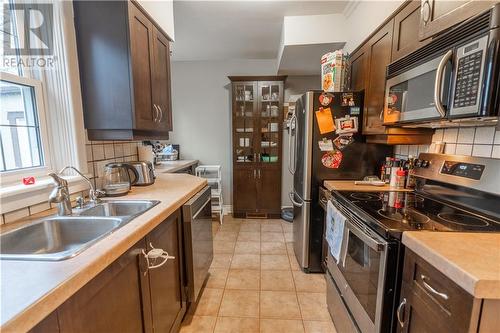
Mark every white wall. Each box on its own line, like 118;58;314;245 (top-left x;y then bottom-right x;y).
169;60;276;205
138;0;175;40
283;14;347;46
343;0;404;52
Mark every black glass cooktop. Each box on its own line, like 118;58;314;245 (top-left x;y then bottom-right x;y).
336;191;500;237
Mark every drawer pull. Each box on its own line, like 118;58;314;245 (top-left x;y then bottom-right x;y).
421;274;449;300
396;298;406;327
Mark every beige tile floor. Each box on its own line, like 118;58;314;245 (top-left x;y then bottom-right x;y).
180;216;337;333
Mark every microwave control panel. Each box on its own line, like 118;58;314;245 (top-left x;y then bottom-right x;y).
450;35;488;116
440;161;485;180
453;49;483;108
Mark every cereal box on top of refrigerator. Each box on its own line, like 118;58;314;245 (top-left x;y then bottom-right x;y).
321;50;346;92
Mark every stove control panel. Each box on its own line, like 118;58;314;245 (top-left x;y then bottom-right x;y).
440;161;485;180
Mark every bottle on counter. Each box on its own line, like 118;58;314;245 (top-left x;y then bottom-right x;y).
396;169;406;188
405;155;416;189
384;157;392;184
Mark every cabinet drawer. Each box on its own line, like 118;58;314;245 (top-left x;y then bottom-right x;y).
402;250;476;333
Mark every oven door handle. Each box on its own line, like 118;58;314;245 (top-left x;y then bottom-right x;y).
434;50;453;118
344;219;386;252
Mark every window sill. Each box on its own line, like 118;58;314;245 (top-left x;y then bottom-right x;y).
0;176;90;214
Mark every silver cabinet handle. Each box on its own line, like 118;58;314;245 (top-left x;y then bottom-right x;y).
396;298;407;327
254;169;256;179
434;50;452;118
379;109;384;121
289;192;303;207
422;0;431;25
258;169;261;179
158;105;163;122
153;104;159;122
421;275;449;300
142;242;175;273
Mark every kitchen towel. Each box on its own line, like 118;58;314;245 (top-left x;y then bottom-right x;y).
326;200;346;263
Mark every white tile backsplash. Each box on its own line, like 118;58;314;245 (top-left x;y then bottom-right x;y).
457;127;475;144
4;208;30;223
432;129;444;142
104;144;115;159
395;126;498;160
92;144;105;160
455;144;473;156
472;144;493;157
444;143;456;155
492;145;500;158
442;128;458;143
474;126;495;144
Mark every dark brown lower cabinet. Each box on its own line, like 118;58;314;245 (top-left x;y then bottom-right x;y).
233;167;281;218
29;209;186;333
396;250;481;333
146;210;186;332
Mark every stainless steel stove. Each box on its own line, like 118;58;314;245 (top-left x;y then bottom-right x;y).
325;153;500;333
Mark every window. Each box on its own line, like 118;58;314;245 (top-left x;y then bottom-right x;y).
0;72;49;176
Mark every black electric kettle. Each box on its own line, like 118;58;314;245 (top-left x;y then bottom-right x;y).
102;163;139;196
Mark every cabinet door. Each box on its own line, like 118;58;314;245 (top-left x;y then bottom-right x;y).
233;168;257;214
364;19;394;134
57;239;152;333
257;81;283;166
419;0;495;40
393;1;431;61
233;82;258;165
152;26;172;132
349;46;368;91
397;250;477;333
146;210;186;333
257;168;281;214
128;2;156;131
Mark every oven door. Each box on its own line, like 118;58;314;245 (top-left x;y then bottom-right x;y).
384;52;452;124
329;216;388;333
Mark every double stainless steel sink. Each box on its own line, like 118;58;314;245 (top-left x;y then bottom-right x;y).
0;200;159;261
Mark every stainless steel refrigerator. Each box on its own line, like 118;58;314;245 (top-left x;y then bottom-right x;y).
288;91;392;273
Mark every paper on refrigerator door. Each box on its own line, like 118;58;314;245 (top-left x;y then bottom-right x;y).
326;200;346;263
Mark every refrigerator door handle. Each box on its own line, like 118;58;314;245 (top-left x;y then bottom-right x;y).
289;192;303;207
288;114;296;175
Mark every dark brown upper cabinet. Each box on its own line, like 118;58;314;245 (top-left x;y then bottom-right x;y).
73;1;173;141
392;1;431;61
419;0;496;41
364;19;394;135
348;1;433;145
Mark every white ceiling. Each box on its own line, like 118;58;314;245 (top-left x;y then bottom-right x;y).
172;1;349;61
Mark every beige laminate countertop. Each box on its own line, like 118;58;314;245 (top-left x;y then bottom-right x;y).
403;232;500;299
0;173;206;332
324;180;413;192
155;159;199;173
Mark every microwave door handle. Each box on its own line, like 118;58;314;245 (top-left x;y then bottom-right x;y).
434;50;453;118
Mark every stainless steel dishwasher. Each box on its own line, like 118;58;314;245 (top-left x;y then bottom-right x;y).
182;186;213;306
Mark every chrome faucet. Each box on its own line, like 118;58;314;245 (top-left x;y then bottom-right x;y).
48;166;102;216
48;173;72;216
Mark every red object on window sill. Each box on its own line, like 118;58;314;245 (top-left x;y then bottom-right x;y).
22;177;36;185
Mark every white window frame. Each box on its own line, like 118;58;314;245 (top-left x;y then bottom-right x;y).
0;71;54;185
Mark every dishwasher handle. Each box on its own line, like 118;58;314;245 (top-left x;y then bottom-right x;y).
183;186;211;222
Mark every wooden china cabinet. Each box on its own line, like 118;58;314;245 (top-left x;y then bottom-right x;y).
229;76;286;218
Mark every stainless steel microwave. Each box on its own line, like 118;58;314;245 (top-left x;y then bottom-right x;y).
384;4;500;126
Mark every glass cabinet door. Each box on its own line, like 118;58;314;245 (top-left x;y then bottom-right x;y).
233;83;256;164
257;82;282;164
